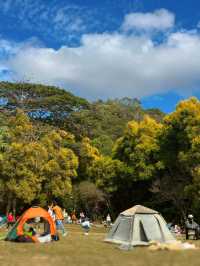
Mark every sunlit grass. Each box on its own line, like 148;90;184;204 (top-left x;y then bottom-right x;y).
0;224;200;266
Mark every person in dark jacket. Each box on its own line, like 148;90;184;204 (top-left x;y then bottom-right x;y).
185;214;200;239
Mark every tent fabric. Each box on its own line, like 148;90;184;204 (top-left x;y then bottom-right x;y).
121;205;158;216
6;206;56;242
105;205;175;246
0;215;7;228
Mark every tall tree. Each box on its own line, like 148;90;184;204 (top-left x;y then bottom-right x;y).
152;97;200;219
41;130;78;202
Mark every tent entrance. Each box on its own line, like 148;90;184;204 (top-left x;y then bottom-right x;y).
137;214;163;242
139;221;148;242
24;217;51;237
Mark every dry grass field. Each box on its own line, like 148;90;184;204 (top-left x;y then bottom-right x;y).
0;224;200;266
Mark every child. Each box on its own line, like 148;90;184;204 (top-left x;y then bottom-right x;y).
81;217;91;235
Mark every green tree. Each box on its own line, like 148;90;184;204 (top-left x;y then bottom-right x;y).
73;181;106;219
152;97;200;219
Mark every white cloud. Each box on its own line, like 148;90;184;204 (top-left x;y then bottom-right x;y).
1;9;200;100
122;9;175;32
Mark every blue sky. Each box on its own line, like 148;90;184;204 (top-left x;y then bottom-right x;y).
1;0;200;112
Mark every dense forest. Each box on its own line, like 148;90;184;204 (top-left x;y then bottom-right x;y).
0;81;200;224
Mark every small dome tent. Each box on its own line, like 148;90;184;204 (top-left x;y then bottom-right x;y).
105;205;175;246
6;206;56;243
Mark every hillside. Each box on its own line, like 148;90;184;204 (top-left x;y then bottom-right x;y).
0;82;164;155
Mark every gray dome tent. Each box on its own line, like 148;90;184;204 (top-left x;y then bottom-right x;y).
105;205;175;246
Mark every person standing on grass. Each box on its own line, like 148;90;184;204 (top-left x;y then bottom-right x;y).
7;212;15;229
52;201;66;236
48;204;55;221
71;210;77;224
106;213;111;227
63;208;69;224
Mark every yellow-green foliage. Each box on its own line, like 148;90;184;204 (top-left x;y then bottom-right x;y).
113;115;163;180
0;110;78;205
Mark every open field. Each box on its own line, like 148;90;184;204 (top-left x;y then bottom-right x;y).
0;224;200;266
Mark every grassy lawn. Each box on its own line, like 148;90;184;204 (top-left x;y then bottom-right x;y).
0;224;200;266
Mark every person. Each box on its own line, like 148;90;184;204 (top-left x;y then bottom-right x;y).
34;216;41;233
71;211;77;224
174;224;181;236
185;214;200;239
63;209;69;224
52;201;66;236
48;204;55;221
80;212;85;223
25;227;36;237
67;215;72;224
81;217;91;235
7;212;15;229
106;213;111;227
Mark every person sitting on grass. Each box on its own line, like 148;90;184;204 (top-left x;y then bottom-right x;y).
16;226;36;243
25;227;36;237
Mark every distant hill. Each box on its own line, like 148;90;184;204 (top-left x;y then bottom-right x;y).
0;82;164;154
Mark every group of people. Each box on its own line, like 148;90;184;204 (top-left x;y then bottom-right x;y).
4;203;113;239
167;214;200;240
48;201;91;235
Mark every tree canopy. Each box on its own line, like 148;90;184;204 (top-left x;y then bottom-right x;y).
1;82;200;223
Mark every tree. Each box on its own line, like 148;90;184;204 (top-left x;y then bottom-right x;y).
41;130;78;201
77;137;101;181
92;135;113;156
0;110;79;213
0;110;47;214
73;181;106;219
0;81;89;124
113;115;163;181
152;97;200;219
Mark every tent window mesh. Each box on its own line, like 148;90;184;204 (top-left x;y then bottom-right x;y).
113;217;132;242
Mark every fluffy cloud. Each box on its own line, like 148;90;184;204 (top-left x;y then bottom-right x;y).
1;9;200;99
122;9;175;31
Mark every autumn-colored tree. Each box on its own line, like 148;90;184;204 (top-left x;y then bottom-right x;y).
0;110;47;214
113;115;163;180
77;137;101;181
0;110;78;214
41;130;78;201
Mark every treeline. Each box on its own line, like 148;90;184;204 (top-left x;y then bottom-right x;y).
0;82;199;223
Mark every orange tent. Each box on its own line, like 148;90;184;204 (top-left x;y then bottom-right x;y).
6;206;56;242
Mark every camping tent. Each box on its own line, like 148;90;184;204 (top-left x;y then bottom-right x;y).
105;205;175;246
0;215;7;228
6;206;56;242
